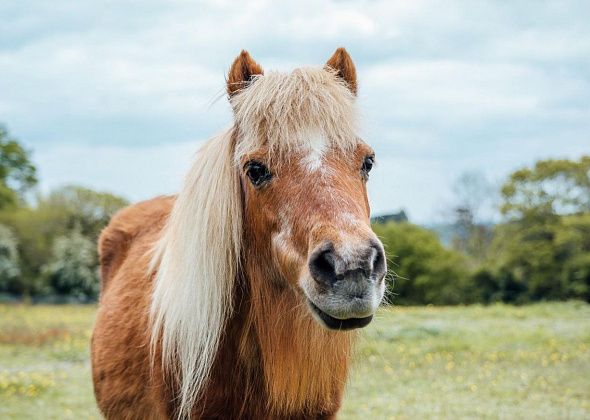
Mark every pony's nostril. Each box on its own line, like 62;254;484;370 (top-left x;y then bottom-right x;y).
309;244;337;286
371;243;386;280
316;252;334;275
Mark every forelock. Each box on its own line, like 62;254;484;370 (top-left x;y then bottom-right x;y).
231;67;360;162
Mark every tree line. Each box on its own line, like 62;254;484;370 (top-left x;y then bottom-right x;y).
0;125;128;302
0;123;588;304
375;156;590;304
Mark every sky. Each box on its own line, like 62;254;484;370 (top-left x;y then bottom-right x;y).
1;0;589;223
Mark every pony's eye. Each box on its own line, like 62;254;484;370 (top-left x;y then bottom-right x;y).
245;161;272;187
361;155;374;177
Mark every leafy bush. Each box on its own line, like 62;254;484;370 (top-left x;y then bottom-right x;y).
0;185;128;297
42;230;99;301
373;222;472;305
0;224;20;293
485;214;590;303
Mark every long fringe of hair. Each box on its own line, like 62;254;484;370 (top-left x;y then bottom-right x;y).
149;128;242;419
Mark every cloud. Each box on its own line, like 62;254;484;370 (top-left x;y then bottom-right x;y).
1;0;589;222
35;140;202;202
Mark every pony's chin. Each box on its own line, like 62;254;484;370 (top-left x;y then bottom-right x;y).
308;300;373;331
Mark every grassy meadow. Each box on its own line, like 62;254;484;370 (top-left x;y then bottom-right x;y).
0;303;588;419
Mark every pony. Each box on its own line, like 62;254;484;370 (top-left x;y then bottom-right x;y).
91;47;387;419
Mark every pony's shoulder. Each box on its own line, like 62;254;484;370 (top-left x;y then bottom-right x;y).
98;195;176;291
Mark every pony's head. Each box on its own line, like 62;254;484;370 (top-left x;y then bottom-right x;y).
229;48;387;330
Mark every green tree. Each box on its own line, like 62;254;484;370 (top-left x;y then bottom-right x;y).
555;214;590;301
38;185;129;240
501;156;590;220
42;229;99;301
372;222;472;305
487;221;561;302
0;224;20;293
487;214;590;303
0;125;37;208
485;156;590;303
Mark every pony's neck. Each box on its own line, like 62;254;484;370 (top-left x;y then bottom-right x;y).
238;244;354;416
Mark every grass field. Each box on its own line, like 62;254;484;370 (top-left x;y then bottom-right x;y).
0;303;588;419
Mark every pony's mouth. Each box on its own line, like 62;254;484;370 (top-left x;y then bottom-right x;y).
308;300;373;331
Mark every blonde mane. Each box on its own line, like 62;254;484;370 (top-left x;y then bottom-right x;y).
149;67;360;418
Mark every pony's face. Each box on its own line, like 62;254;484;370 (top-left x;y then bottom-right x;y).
230;49;386;331
240;141;386;330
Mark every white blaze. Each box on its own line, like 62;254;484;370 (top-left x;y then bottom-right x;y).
300;133;328;173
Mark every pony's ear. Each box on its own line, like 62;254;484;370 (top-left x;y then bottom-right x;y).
325;47;357;95
227;50;264;96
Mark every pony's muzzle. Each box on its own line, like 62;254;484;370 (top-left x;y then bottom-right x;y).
305;238;386;330
308;239;386;287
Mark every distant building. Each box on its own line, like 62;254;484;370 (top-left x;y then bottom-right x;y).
371;210;408;224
